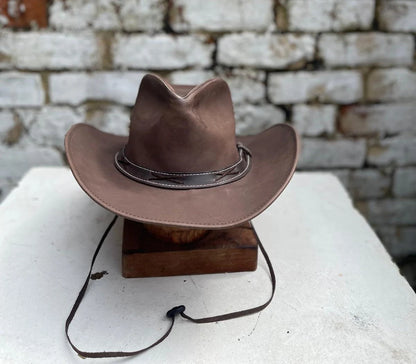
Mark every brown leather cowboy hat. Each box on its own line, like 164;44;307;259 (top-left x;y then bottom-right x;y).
65;74;299;229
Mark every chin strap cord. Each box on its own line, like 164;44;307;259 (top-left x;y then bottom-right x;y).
65;215;276;359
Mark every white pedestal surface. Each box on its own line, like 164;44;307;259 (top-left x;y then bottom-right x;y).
0;167;415;363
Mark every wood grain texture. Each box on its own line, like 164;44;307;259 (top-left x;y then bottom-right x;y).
122;219;258;278
143;224;208;244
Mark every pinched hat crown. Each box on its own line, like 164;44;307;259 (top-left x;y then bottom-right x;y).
65;72;298;227
125;74;239;174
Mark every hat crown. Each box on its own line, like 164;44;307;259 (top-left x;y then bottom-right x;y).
125;74;239;173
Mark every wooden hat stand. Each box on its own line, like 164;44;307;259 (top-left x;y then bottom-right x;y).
122;219;259;278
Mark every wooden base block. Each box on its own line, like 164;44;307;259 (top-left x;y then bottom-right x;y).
122;219;259;278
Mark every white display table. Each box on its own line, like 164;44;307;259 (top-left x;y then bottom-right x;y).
1;167;415;363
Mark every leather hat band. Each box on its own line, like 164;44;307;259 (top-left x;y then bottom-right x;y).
114;144;251;190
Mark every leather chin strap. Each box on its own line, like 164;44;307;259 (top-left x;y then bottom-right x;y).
65;215;276;359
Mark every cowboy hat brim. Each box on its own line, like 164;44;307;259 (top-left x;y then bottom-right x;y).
65;123;299;229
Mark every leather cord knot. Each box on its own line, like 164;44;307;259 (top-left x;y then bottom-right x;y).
166;305;186;319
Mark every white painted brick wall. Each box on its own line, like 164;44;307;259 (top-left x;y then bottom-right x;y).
50;72;145;105
0;140;63;180
368;137;416;167
168;70;215;85
0;73;44;107
357;199;416;225
14;109;39;129
268;71;363;104
221;70;267;104
49;0;166;31
171;69;267;104
347;169;391;199
393;168;416;198
49;0;120;30
319;33;414;67
340;103;416;136
287;0;375;31
367;68;416;102
170;0;273;32
0;30;13;69
332;168;391;200
328;169;393;200
376;226;416;258
83;104;130;135
1;31;101;70
298;139;366;168
113;35;214;69
120;0;166;31
234;104;285;135
170;69;267;104
0;110;15;142
378;0;416;32
218;33;315;69
292;104;336;136
28;107;85;150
